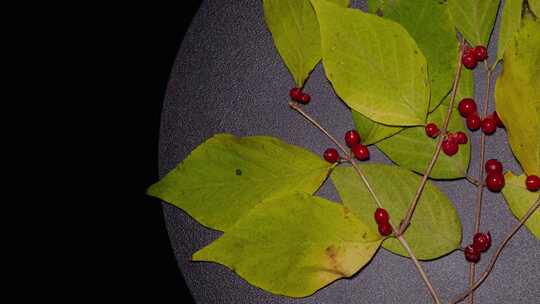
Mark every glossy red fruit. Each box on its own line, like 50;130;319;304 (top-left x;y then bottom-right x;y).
485;159;503;174
481;117;497;135
525;175;540;192
299;92;311;104
425;123;440;138
374;208;390;224
466;113;482;131
378;222;393;236
462;53;478;69
458;98;477;118
289;87;302;101
442;139;459;156
323;148;340;163
455;131;468;144
473;232;491;252
464;244;481;263
492;111;504;128
486;172;505;192
473;45;488;61
344;130;361;147
351;144;370;161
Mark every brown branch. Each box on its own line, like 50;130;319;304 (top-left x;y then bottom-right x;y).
450;196;540;304
397;39;467;235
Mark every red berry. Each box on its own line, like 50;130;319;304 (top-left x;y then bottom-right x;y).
466;113;482;131
323;148;339;163
525;175;540;192
464;244;481;263
462;53;478;69
492;111;504;128
299;92;311;104
473;232;491;252
374;208;389;224
473;45;488;61
442;139;459;156
351;144;370;161
481;117;497;135
289;87;302;101
485;159;503;174
425;123;440;138
455;131;468;144
486;172;505;192
458;98;477;118
344;130;361;147
378;222;393;236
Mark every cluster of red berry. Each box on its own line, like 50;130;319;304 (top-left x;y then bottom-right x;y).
464;232;492;263
374;208;392;236
461;45;488;70
323;130;370;163
289;87;311;104
458;98;503;134
485;159;505;192
424;122;468;156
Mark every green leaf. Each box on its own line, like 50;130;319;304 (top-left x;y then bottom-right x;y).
147;134;332;231
448;0;501;46
331;164;462;260
352;110;403;145
376;103;471;179
495;16;540;175
497;0;523;63
311;0;429;126
529;0;540;15
502;172;540;240
368;0;457;111
263;0;350;87
193;192;382;297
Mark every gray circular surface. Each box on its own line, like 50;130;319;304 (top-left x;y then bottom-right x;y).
159;1;540;303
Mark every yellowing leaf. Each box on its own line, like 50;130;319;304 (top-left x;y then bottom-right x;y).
529;0;540;15
497;0;523;63
352;110;403;145
495;16;540;175
263;0;349;87
448;0;501;46
193;192;382;297
331;164;462;260
147;134;332;231
502;172;540;240
311;0;429;126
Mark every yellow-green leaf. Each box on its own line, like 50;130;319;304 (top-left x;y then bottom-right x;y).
331;164;462;260
448;0;501;46
495;16;540;175
311;0;429;126
497;0;523;63
193;192;382;297
263;0;349;87
352;110;403;145
529;0;540;15
147;134;332;231
502;172;540;239
376;103;471;179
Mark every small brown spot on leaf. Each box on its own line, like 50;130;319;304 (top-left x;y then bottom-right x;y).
376;8;384;17
235;169;242;176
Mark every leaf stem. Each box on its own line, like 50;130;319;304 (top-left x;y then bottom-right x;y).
467;64;493;304
465;176;482;187
288;102;441;304
450;196;540;304
397;39;467;236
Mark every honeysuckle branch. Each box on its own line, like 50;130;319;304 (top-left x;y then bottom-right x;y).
468;63;493;304
397;38;467;236
450;196;540;304
288;102;442;304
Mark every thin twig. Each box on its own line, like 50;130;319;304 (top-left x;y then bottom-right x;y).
465;176;482;186
450;196;540;304
289;102;442;304
397;39;467;235
468;64;492;304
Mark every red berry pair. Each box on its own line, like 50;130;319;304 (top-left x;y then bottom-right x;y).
458;98;502;135
323;130;370;163
526;174;540;192
289;87;311;104
442;131;468;156
374;208;392;236
485;159;505;192
462;45;488;70
464;232;492;263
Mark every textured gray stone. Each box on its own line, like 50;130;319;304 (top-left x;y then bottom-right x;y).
159;1;539;303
